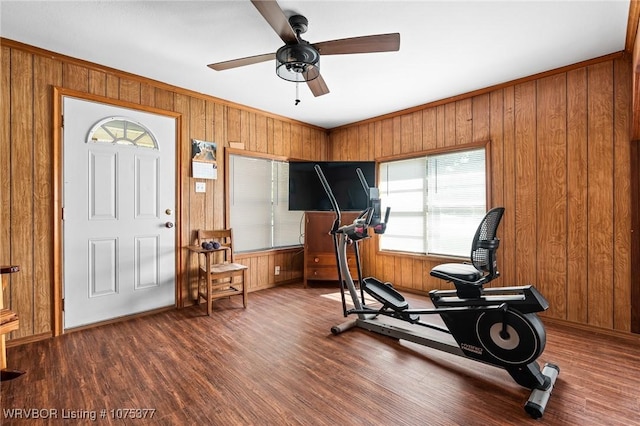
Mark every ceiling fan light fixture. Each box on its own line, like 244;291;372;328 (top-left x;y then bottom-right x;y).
275;44;320;82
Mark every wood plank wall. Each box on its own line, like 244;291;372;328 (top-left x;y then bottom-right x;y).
0;40;327;341
329;55;634;333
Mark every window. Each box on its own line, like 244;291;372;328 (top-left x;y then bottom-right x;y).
87;117;158;149
229;154;303;252
379;147;487;257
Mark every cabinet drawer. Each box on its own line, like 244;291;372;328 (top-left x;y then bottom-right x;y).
307;266;340;280
307;253;339;267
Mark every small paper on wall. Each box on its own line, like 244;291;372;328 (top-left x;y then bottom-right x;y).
191;139;217;179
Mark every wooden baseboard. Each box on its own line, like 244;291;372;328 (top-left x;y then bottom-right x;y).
542;316;640;343
5;331;53;348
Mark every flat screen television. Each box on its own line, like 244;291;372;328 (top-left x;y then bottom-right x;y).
288;161;376;211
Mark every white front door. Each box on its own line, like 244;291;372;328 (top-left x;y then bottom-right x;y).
62;97;176;329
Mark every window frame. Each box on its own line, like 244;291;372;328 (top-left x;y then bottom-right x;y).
224;148;304;254
375;140;492;261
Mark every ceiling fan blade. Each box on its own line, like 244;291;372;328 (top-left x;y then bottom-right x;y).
307;74;329;97
313;33;400;55
207;52;275;71
251;0;298;44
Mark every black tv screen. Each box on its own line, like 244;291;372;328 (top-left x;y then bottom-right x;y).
288;161;376;211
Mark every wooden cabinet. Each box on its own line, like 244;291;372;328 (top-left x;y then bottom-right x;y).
304;211;359;287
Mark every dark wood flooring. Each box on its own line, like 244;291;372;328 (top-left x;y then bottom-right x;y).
2;283;639;425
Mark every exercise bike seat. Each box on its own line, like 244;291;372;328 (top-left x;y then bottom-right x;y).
430;263;485;299
362;277;409;311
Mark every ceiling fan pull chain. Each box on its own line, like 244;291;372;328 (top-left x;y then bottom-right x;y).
295;81;301;106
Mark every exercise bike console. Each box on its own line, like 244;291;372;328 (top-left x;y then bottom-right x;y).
313;164;560;419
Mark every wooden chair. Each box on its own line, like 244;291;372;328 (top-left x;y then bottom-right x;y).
1;265;24;381
196;229;248;315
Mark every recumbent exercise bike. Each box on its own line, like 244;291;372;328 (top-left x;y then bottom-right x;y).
314;164;559;419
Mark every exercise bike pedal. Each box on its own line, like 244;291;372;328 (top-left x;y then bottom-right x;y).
362;277;409;311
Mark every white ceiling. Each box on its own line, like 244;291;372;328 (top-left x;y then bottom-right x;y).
0;1;631;129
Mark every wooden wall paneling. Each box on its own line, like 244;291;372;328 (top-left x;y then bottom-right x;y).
472;93;490;142
566;67;589;324
632;139;640;333
381;119;393;157
105;74;119;99
266;118;275;155
312;127;322;160
326;57;633;333
10;49;34;337
411;258;424;292
392;116;401;155
154;87;175;112
256;114;267;153
249;257;258;291
227;107;241;146
436;105;446;147
189;96;207;238
422;107;437;151
33;55;61;334
88;69;107;96
140;83;155;107
204;99;216;231
613;58;632;331
345;126;357;160
489;89;505;285
340;127;351;160
455;98;473;145
119;78;140;104
282;122;292;158
330;127;342;160
1;47;11;307
249;111;258;152
301;126;311;159
357;123;370;161
268;254;276;287
587;62;615;329
274;252;284;284
364;123;375;162
318;129;328;160
339;127;350;160
213;103;226;230
443;102;456;147
272;119;283;157
400;114;412;154
373;121;383;160
411;111;423;154
513;82;537;287
62;62;88;92
399;257;412;290
291;123;303;159
536;74;568;319
257;255;268;289
174;93;193;306
241;110;252;151
502;87;517;285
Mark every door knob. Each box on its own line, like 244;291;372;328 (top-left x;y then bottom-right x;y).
165;222;174;228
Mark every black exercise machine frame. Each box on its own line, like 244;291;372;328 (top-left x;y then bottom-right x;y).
314;164;560;419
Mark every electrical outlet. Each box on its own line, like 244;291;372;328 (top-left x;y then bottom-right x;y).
275;266;280;275
195;182;206;193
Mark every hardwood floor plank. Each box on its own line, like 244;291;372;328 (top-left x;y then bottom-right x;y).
2;283;639;425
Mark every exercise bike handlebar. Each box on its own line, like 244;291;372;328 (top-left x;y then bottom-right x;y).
314;164;342;233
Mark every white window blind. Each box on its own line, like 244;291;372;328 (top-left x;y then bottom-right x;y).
379;147;486;257
273;161;303;247
229;155;303;252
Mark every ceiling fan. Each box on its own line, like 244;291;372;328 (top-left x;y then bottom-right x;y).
207;0;400;98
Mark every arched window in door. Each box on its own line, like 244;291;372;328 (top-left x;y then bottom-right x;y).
86;116;158;149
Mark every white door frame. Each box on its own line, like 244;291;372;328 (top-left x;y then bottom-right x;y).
52;87;182;335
